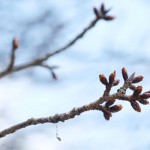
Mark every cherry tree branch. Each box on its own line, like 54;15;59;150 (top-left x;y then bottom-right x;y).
0;68;149;138
0;3;114;79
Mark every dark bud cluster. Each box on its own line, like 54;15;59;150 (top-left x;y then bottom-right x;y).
101;100;122;120
99;71;119;88
93;3;115;21
98;67;150;120
99;70;120;97
121;68;149;112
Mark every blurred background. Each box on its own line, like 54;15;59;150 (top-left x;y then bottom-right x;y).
0;0;150;149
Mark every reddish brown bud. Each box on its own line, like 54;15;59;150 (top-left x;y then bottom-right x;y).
139;99;149;105
103;113;110;120
99;74;108;85
93;7;100;18
133;86;142;97
132;76;144;83
130;101;141;112
109;71;116;84
109;105;122;113
13;37;19;50
105;99;115;107
101;107;112;120
140;93;150;99
100;3;105;14
113;79;120;86
122;67;128;81
104;16;115;21
103;111;112;120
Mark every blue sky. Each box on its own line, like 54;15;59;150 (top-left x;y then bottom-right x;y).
0;0;150;150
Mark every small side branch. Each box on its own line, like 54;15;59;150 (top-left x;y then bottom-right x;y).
38;63;58;79
6;37;19;71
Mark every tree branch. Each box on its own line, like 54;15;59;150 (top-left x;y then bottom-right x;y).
0;97;103;138
0;3;114;78
0;68;149;138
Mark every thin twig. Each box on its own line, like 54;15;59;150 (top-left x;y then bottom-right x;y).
0;3;114;79
0;2;115;78
0;18;99;78
38;63;58;79
6;37;19;71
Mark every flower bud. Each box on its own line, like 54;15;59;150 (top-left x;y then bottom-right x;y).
139;99;149;105
104;16;115;21
122;67;128;81
93;7;100;18
140;93;150;99
99;74;108;85
13;37;19;50
100;3;105;14
130;101;141;112
133;86;142;97
103;111;112;120
132;76;144;83
109;105;122;113
109;71;116;84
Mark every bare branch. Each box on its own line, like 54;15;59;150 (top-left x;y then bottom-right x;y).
0;3;114;79
0;97;103;138
0;68;149;138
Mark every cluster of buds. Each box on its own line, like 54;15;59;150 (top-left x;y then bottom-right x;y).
99;71;119;96
93;3;114;21
122;67;149;112
98;67;150;120
101;99;122;120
